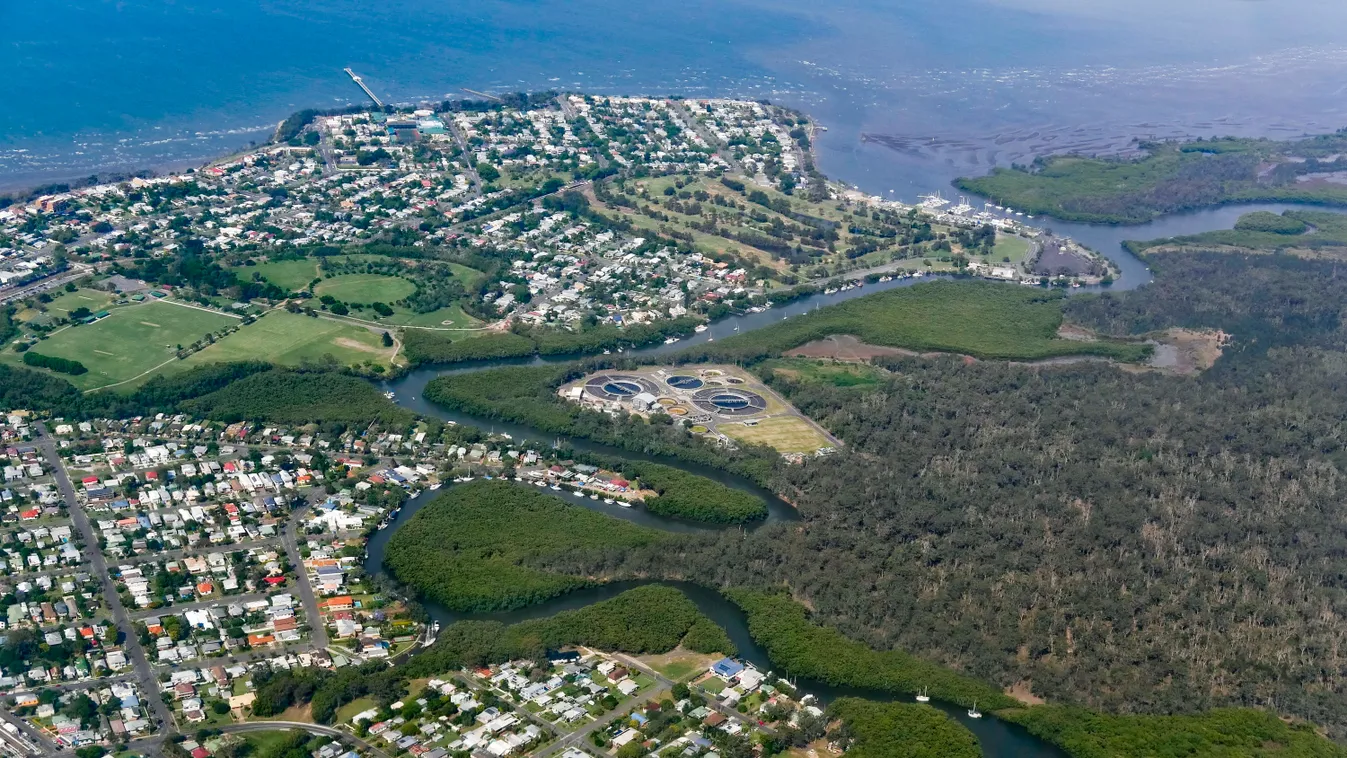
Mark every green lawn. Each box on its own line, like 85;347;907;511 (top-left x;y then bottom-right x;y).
446;262;488;288
237;259;323;291
334;696;377;725
759;358;887;388
359;302;483;329
2;300;238;390
43;287;115;316
315;273;416;304
992;234;1031;263
176;310;395;370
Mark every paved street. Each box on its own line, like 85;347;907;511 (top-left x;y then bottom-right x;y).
35;423;174;730
282;505;329;650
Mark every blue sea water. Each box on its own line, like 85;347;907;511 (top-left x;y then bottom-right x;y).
4;0;1347;200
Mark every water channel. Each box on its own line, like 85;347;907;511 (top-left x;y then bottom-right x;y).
366;201;1347;757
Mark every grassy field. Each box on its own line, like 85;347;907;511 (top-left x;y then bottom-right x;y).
175;311;395;371
333;697;377;725
43;287;116;316
992;233;1032;262
362;302;484;329
1;301;238;390
314;273;416;303
718;416;833;453
236;259;322;291
759;358;887;389
446;262;488;287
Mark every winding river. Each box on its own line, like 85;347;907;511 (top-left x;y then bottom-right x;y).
366;201;1347;757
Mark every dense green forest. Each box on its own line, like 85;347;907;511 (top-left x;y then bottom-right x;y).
0;359;413;431
954;131;1347;223
381;481;666;612
0;360;269;417
23;350;88;375
998;706;1347;758
403;316;704;366
422;365;781;486
617;460;768;523
563;250;1347;742
1125;209;1347;256
179;368;414;426
725;590;1017;710
674;282;1149;363
827;698;982;758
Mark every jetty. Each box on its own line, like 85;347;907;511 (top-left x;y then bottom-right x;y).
344;67;384;108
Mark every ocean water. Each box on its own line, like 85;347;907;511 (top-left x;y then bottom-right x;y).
4;0;1347;200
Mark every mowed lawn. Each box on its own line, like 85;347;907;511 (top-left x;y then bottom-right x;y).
718;416;833;454
314;273;416;303
2;301;238;390
992;234;1032;263
370;303;483;329
234;259;322;291
178;310;395;369
43;287;116;317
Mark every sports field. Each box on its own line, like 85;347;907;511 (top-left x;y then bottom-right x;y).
178;310;395;369
992;234;1032;263
718;416;834;454
367;303;483;329
1;300;238;390
314;273;416;303
43;288;116;317
237;259;322;291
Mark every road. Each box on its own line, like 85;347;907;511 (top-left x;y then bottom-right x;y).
35;423;174;731
0;263;94;307
85;719;393;758
117;536;284;566
0;708;51;756
130;591;273;620
281;506;329;649
21;673;135;694
531;680;664;758
220;720;393;758
672;101;738;173
446;119;484;198
611;653;775;736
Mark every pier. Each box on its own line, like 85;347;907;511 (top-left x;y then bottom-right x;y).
462;88;503;102
344;67;384;108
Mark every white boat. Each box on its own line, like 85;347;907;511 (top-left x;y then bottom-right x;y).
534;481;546;487
603;349;611;355
619;500;633;508
550;484;561;491
694;324;708;333
429;483;441;490
589;493;599;500
968;702;982;719
916;687;930;703
462;476;474;482
603;498;615;504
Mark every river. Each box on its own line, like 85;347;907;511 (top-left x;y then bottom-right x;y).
370;273;1100;756
367;196;1347;757
363;486;1068;757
